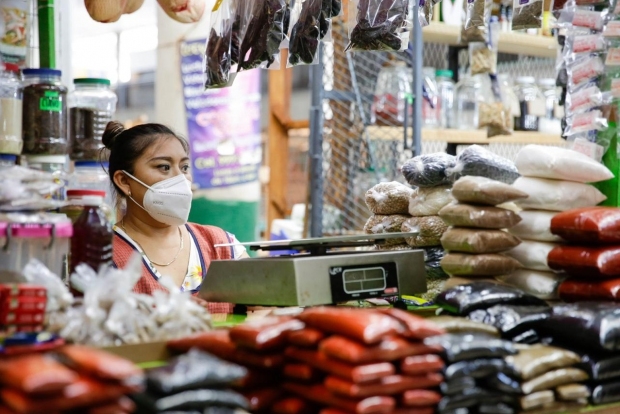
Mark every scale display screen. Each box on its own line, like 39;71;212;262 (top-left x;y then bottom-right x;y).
329;262;398;302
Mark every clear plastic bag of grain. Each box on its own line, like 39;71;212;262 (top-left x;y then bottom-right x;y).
401;215;448;247
401;152;456;187
365;181;414;215
364;214;410;245
409;185;453;217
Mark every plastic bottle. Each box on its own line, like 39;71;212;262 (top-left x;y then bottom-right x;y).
0;63;22;155
436;69;455;129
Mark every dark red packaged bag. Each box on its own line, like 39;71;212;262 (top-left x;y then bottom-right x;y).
285;347;395;383
402;389;442;407
229;317;305;351
1;337;65;356
232;369;280;390
86;397;136;414
297;308;403;344
242;388;284;412
559;278;620;301
0;297;46;312
551;207;620;244
57;345;143;382
284;383;395;414
548;245;620;278
288;328;325;348
401;354;445;375
0;285;46;299
0;353;77;394
0;310;44;325
324;373;444;398
320;409;435;414
272;396;317;414
376;308;445;339
319;335;442;364
284;363;322;382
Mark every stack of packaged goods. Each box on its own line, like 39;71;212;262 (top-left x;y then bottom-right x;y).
168;308;447;414
0;284;47;335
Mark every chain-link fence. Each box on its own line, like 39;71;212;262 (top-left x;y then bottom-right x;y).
319;18;558;235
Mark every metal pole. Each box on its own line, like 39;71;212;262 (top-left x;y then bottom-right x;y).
412;1;423;156
309;44;325;237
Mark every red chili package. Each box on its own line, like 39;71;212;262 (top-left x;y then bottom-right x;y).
284;363;323;382
376;308;445;339
0;353;77;394
401;354;445;375
87;397;136;414
548;245;620;278
559;278;620;301
285;347;395;383
0;285;46;299
288;328;325;348
242;388;285;412
551;207;620;244
57;345;143;383
232;369;280;390
324;373;444;398
229;317;305;351
319;335;441;364
272;396;317;414
297;307;403;344
284;383;395;414
402;389;443;407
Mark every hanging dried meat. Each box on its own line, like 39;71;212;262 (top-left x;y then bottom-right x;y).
239;0;288;70
288;0;323;66
346;0;410;51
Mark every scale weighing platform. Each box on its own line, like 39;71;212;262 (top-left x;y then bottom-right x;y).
200;232;427;307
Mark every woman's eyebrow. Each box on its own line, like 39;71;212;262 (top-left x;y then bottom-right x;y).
148;156;173;162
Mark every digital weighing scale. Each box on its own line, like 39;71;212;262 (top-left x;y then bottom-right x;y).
200;232;427;307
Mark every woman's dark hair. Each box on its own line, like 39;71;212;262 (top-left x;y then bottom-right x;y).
101;121;189;196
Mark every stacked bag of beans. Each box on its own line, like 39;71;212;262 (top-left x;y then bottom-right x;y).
168;308;447;414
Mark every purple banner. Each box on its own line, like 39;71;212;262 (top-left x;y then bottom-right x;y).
180;39;262;189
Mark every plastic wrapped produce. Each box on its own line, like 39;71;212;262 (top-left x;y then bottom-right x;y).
551;207;620;244
324;373;443;398
503;345;581;381
229;316;305;351
288;0;322;66
0;354;77;394
468;305;551;339
503;241;557;271
437;387;517;413
428;315;500;336
441;228;521;254
319;335;441;364
287;328;325;348
444;358;518;380
401;354;445;375
548;245;620;278
559;278;620;301
452;176;528;206
424;246;449;279
364;214;410;246
509;210;563;242
409;186;453;216
577;352;620;381
204;0;235;89
57;345;143;383
441;376;476;395
446;145;520;184
402;389;442;407
365;181;413;214
557;384;590;401
401;153;456;187
376;307;446;339
591;381;620;405
401;216;448;247
346;0;410;52
435;281;548;315
520;391;554;410
496;270;566;300
438;203;522;229
423;333;517;362
239;0;288;70
440;253;522;276
485;372;522;394
521;368;589;394
513;177;606;212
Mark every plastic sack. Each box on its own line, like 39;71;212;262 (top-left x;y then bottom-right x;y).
0;353;78;394
428;315;500;336
575;351;620;382
452;176;528;206
511;0;543;30
441;253;522;277
465;0;491;29
364;214;410;245
460;0;487;43
551;207;620;244
346;0;410;52
402;389;442;407
521;368;589;395
287;327;325;348
204;0;235;89
418;0;438;27
509;210;562;242
447;145;519;184
401;216;448;247
324;373;443;398
557;384;591;401
513;177;606;212
57;345;143;383
423;333;517;362
288;0;321;67
438;388;517;413
503;241;558;271
591;381;620;405
520;390;554;410
470;41;497;76
319;335;441;364
376;307;446;339
435;281;548;315
424;246;449;279
401;354;446;375
559;277;620;301
284;363;322;382
441;228;521;254
284;383;396;414
564;109;609;136
548;245;620;278
572;9;607;31
229;316;305;351
365;181;413;215
441;376;477;395
401;153;456;187
468;304;551;339
566;84;612;115
497;270;565;300
438;203;522;229
22;259;73;313
409;186;453;216
444;358;518;380
239;0;288;70
147;389;249;412
485;371;522;394
568;55;605;91
504;344;581;382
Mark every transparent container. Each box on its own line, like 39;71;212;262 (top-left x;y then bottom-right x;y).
514;76;544;132
21;68;68;155
538;78;562;134
69;78;117;161
22;155;68;200
371;62;412;127
455;75;481;130
436;69;455;129
60;189;114;224
0;63;22;155
0;154;16;167
70;161;114;211
422;67;439;129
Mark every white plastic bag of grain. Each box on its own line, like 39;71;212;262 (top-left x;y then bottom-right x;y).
504;240;559;271
515;145;613;183
365;181;414;215
508;210;563;242
512;177;606;212
497;269;567;300
364;214;410;245
409;185;453;216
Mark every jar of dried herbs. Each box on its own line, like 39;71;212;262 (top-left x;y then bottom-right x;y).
21;68;68;155
0;63;22;155
69;78;117;161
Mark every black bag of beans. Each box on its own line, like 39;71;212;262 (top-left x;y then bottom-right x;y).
401;153;457;187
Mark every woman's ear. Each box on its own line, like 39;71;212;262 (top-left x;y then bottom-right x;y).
113;170;131;197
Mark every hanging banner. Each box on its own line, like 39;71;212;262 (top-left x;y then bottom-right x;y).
180;39;262;189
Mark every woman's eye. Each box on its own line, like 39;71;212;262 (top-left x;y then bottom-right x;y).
158;164;170;172
182;165;191;172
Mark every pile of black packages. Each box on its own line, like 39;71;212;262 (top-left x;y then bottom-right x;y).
446;144;520;184
469;304;552;344
205;0;235;89
424;333;521;414
424;246;448;279
239;0;288;70
401;153;456;188
288;0;322;66
347;0;411;51
131;348;250;413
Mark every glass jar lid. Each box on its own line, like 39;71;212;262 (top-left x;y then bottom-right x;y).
74;78;111;86
516;76;536;85
22;68;62;77
436;69;453;78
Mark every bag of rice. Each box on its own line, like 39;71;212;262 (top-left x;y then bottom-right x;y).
504;240;558;271
439;203;522;229
446;145;520;184
364;214;410;245
401;216;448;247
440;253;523;276
513;177;606;212
496;270;566;300
409;186;453;216
441;227;521;254
508;211;563;242
365;181;414;215
401;153;456;187
452;176;528;206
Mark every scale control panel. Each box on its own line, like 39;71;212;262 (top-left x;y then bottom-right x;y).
329;262;398;302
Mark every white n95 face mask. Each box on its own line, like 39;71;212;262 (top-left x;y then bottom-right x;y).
123;171;193;226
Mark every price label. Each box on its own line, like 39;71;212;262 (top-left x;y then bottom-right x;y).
39;91;61;112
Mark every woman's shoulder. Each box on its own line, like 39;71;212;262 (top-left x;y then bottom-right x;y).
186;223;231;243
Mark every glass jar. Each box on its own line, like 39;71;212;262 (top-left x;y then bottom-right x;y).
422;67;439;129
436;69;455;129
0;63;22;155
21;68;68;155
22;155;68;200
455;75;481;130
60;189;113;224
514;76;544;132
69;78;117;161
538;78;557;120
371;62;412;127
70;160;115;218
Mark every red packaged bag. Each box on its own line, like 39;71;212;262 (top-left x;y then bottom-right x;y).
229;317;305;351
285;347;395;383
87;397;136;414
284;363;322;382
0;310;45;325
297;308;403;344
288;328;325;348
57;345;143;382
0;285;46;299
376;308;445;339
395;408;436;414
233;369;280;390
0;297;46;312
0;353;77;394
402;389;442;406
548;245;620;278
551;207;620;244
272;396;317;414
284;383;395;414
401;354;445;375
2;337;65;356
559;278;620;301
242;388;284;412
324;374;444;398
319;335;441;364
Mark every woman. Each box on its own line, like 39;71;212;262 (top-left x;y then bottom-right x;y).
103;121;247;313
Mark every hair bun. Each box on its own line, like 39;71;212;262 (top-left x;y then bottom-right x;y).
102;121;125;149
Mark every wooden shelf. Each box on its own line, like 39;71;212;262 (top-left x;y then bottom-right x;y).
366;126;565;146
422;22;558;59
